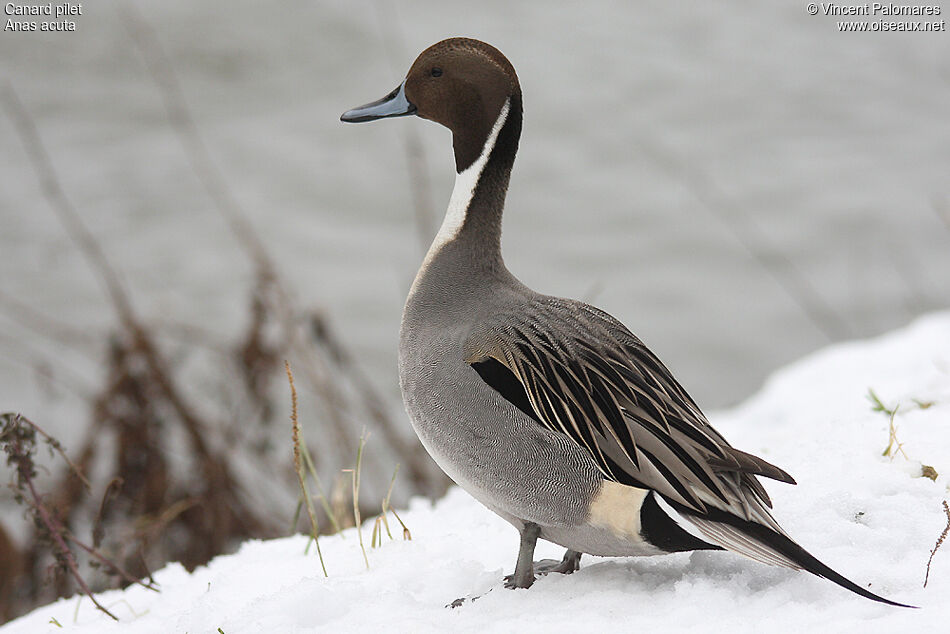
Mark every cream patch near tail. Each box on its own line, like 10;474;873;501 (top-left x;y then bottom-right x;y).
586;480;651;541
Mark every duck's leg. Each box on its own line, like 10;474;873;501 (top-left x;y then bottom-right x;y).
534;549;582;575
450;523;543;605
505;522;541;589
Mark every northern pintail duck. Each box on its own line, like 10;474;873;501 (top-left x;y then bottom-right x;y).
341;37;907;606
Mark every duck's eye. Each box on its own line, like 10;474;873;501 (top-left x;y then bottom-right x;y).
430;67;443;78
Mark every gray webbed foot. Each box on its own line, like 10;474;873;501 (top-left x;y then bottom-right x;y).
504;527;583;589
503;573;528;589
534;549;582;575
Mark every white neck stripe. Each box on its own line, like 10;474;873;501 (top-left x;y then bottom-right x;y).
428;99;510;259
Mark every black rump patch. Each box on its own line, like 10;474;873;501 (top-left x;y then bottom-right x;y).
640;491;722;553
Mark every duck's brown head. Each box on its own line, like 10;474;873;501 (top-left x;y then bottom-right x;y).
342;37;521;172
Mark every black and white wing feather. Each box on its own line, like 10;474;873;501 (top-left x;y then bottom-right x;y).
465;296;795;531
464;296;911;607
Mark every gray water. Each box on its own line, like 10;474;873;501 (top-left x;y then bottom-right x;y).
2;0;949;448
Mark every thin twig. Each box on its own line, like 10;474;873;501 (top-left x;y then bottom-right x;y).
64;533;158;593
924;500;950;587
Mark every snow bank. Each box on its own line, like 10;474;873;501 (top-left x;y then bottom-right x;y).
4;312;949;633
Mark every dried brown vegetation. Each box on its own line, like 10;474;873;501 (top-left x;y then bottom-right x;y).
1;414;160;621
0;520;22;622
0;12;448;621
924;500;950;588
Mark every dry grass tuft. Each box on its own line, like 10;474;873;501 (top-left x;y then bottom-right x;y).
287;362;327;576
867;388;911;460
344;431;371;569
371;465;412;547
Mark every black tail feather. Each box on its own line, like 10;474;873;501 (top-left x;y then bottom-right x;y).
756;525;915;608
680;504;915;608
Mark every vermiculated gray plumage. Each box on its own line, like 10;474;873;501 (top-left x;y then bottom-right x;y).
343;36;910;607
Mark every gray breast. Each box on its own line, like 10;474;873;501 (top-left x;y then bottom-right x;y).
398;270;602;530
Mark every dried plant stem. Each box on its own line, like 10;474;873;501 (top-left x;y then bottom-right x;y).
371;464;398;548
27;484;116;620
868;389;908;460
380;465;399;540
3;416;117;621
19;415;92;491
371;469;412;546
299;435;343;536
289;500;303;535
924;500;950;588
3;413;161;621
136;497;201;543
881;406;907;459
390;506;411;542
64;533;158;593
3;80;258;544
384;464;411;541
348;431;370;569
123;5;450;508
118;3;374;469
286;362;327;577
2;86;223;465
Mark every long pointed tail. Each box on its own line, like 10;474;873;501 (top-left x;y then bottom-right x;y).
662;497;914;608
760;527;914;608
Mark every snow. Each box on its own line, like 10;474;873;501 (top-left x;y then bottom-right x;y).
3;0;949;552
3;312;949;633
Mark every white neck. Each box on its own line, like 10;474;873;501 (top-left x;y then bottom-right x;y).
415;99;511;278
